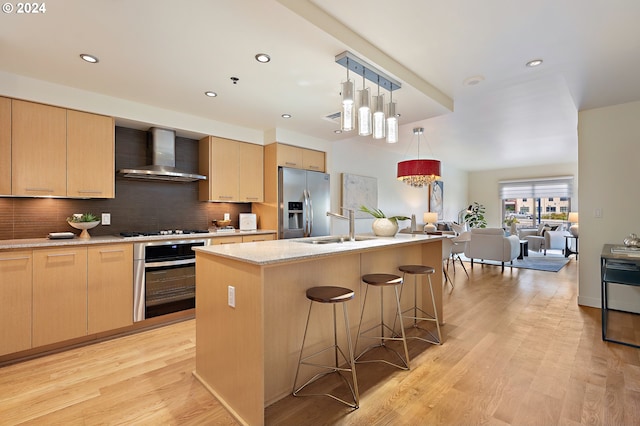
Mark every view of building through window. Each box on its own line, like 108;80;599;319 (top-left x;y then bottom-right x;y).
503;197;571;228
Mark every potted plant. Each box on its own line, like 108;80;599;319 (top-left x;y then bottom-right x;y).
503;214;519;235
464;202;487;228
359;206;409;237
67;213;100;239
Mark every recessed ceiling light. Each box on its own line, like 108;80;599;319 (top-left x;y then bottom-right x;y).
281;113;292;119
204;91;217;97
334;129;342;134
255;53;271;63
463;75;485;86
79;53;99;63
526;59;543;67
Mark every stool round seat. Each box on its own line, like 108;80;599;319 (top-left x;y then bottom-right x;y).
306;286;354;304
361;273;403;286
398;265;435;275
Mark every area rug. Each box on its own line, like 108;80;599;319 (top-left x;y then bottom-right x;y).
459;252;570;272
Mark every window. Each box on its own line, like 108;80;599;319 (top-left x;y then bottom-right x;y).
499;176;574;226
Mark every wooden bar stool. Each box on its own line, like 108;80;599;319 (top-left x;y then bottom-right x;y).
292;286;359;409
354;273;410;370
396;264;442;345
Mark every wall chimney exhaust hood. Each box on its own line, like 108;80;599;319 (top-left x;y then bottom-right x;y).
118;127;207;182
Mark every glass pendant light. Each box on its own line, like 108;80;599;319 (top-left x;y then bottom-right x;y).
341;80;354;131
340;58;355;132
372;78;385;139
358;72;371;136
386;90;398;143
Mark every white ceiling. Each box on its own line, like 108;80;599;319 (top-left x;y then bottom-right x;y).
2;0;640;171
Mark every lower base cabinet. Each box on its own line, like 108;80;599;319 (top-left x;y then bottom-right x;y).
33;247;88;347
0;251;32;356
88;244;133;334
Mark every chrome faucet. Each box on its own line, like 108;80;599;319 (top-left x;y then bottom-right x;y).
326;207;355;241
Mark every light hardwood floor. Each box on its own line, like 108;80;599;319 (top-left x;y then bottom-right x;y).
2;256;639;425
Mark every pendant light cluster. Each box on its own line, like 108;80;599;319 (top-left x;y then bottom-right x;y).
336;51;400;143
397;127;441;187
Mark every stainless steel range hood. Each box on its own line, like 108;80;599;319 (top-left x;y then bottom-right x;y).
118;127;207;182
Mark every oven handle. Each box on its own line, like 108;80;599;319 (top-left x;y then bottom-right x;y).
144;258;195;268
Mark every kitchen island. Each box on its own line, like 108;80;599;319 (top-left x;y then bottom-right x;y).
193;233;445;426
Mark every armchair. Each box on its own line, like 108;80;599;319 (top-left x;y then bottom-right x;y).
464;228;520;271
519;224;573;255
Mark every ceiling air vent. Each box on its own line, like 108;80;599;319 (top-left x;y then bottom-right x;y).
323;111;341;123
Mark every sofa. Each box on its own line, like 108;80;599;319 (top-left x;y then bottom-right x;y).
464;228;520;271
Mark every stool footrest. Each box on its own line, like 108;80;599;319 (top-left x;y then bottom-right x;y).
354;343;410;370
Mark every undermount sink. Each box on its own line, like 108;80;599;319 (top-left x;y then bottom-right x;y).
296;235;378;244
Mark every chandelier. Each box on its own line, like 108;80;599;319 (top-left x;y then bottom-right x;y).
336;51;401;143
397;128;441;187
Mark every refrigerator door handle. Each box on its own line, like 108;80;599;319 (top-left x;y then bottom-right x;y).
303;189;310;237
308;189;313;236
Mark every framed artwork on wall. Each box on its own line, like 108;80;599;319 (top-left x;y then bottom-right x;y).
341;173;378;218
431;181;444;220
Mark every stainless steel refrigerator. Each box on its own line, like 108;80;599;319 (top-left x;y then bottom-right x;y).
278;167;330;239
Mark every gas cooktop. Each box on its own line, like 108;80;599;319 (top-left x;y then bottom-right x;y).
120;229;210;238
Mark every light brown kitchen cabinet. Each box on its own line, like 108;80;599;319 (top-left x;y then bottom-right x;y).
268;143;325;172
87;244;133;334
199;136;264;202
239;142;264;202
302;149;325;172
11;100;67;196
32;247;88;347
211;236;244;245
67;110;115;199
0;250;32;356
242;234;275;243
275;143;303;168
0;97;10;195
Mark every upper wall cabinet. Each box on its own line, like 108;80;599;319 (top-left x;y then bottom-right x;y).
11;100;67;196
269;143;325;172
67;110;115;198
6;99;115;198
0;97;10;195
199;136;264;202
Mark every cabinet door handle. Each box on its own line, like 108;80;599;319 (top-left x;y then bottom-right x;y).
284;162;297;166
308;165;320;170
0;256;31;261
77;190;104;194
245;197;259;201
99;249;124;254
25;188;54;192
47;252;76;258
218;195;234;200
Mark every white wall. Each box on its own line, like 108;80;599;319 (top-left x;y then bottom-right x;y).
467;163;578;228
578;100;640;311
329;136;468;235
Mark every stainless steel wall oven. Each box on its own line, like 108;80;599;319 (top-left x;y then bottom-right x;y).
133;238;211;321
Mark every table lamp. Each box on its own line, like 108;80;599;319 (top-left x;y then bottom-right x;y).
424;212;438;233
568;212;579;237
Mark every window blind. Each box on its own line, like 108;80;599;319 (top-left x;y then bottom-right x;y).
498;176;574;199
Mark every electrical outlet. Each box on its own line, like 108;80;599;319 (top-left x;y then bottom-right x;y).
594;208;602;218
101;213;111;225
228;285;235;308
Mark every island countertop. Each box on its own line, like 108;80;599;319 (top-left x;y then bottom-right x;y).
192;232;445;265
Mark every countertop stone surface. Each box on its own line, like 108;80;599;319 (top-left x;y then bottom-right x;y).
194;233;445;266
0;230;277;250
